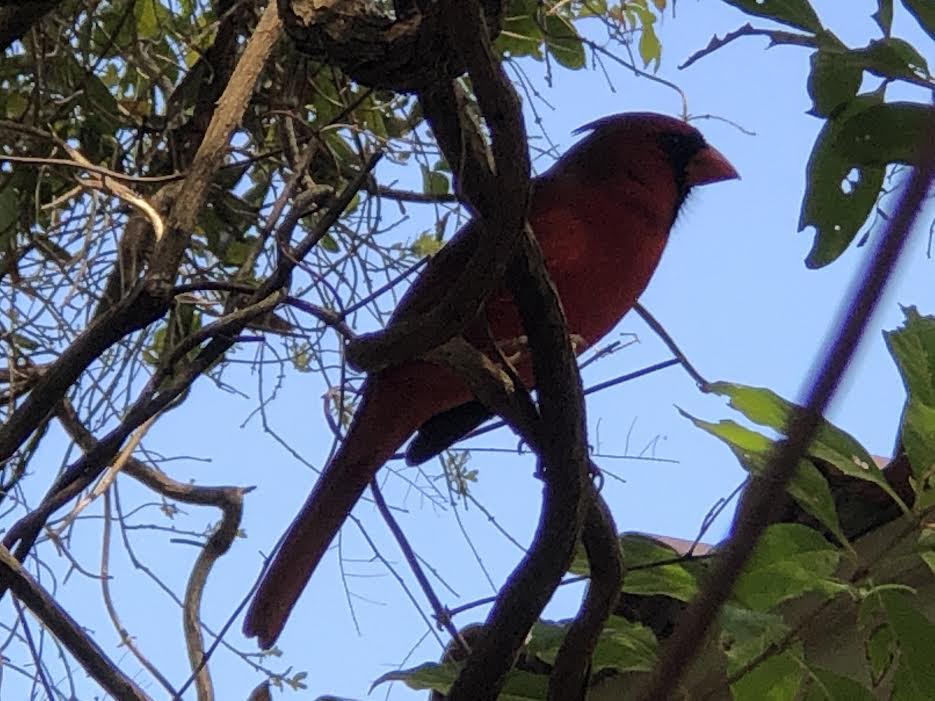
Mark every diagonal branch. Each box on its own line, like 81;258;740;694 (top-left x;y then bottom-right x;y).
639;113;935;701
0;544;151;701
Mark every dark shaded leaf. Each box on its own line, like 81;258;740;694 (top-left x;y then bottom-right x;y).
807;50;862;117
873;0;893;35
854;38;930;81
902;0;935;40
722;0;822;32
835;102;935;167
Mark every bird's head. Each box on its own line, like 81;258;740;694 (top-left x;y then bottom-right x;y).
569;112;739;208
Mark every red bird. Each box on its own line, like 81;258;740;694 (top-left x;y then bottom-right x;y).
244;113;738;648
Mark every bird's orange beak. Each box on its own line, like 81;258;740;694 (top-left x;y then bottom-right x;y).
686;144;740;186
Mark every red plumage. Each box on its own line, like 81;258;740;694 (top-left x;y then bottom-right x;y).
243;113;738;648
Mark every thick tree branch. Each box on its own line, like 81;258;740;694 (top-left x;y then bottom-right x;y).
277;0;505;92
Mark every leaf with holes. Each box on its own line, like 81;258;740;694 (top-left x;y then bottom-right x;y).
834;102;935;167
799;94;886;268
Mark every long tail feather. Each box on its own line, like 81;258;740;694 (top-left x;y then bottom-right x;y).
243;375;431;648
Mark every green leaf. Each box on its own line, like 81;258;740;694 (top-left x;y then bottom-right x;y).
873;0;894;35
544;14;586;70
222;237;257;267
319;233;340;253
134;0;166;40
722;0;822;33
374;662;548;700
876;589;935;698
731;651;804;701
865;621;897;685
855;38;930;81
591;616;658;672
804;667;876;700
420;165;450;197
526;617;657;673
411;231;444;258
733;524;845;610
625;3;662;70
619;534;700;602
799;94;886;268
720;606;791;672
681;410;847;545
496;0;545;60
902;0;935;40
807;50;862;117
835;102;935;167
708;382;908;513
885;307;935;479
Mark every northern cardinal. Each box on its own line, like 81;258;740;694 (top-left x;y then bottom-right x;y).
244;113;738;648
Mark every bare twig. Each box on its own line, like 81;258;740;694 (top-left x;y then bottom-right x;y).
0;545;151;700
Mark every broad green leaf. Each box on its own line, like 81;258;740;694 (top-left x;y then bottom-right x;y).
731;651;804;701
799;94;886;268
804;667;876;700
902;0;935;40
620;534;700;601
733;524;845;610
855;38;930;81
591;615;658;672
865;621;897;685
835;102;935;167
875;589;935;698
708;382;908;512
681;410;847;546
544;14;586;70
884;307;935;478
526;617;657;673
807;50;862;117
722;0;822;33
135;0;167;40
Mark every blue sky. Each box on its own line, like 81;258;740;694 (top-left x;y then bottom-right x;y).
5;1;934;699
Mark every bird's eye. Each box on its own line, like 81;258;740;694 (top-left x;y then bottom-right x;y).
658;131;705;168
